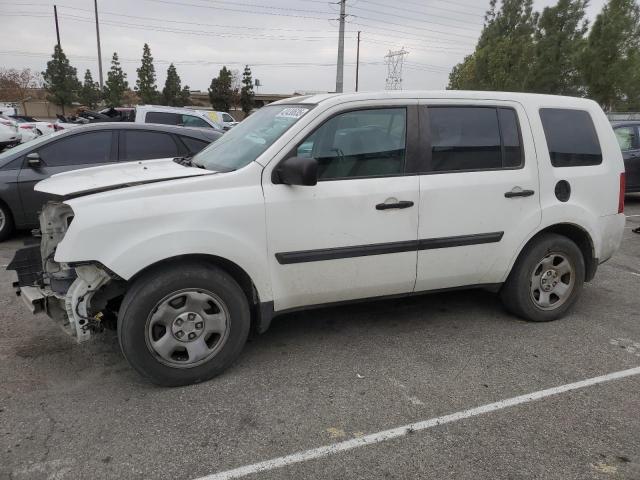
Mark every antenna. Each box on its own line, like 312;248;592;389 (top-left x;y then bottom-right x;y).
384;48;408;90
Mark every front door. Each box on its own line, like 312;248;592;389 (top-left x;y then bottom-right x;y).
263;105;420;311
415;102;542;291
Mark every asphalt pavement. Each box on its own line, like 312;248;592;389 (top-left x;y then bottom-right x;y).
1;196;639;480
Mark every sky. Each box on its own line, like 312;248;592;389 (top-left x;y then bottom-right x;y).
0;0;608;95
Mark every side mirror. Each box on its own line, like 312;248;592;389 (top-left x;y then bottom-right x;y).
273;156;318;186
26;152;41;168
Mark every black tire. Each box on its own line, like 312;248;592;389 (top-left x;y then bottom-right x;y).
500;233;585;322
0;202;15;242
118;262;250;386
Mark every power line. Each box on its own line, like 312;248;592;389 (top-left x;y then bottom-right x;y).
359;0;483;20
349;4;484;29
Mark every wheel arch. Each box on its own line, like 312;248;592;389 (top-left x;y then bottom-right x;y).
511;223;597;282
126;253;273;334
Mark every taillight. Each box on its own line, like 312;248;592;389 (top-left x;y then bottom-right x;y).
618;172;625;214
53;124;64;131
0;120;12;126
19;124;33;129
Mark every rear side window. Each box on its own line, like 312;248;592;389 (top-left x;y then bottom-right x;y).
38;131;112;166
539;108;602;167
145;112;180;125
179;136;210;154
121;131;179;161
614;126;637;151
428;107;523;172
181;115;210;128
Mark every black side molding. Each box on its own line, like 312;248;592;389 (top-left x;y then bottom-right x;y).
275;231;504;265
418;232;504;250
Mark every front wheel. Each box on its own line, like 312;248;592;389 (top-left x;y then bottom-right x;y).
500;233;585;322
118;262;250;386
0;203;14;242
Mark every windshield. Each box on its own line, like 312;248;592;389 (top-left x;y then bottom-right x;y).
192;104;312;171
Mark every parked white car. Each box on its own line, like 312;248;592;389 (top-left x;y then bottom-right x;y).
0;115;38;143
205;110;238;130
0;121;21;149
9;91;626;386
10;115;56;136
134;105;224;131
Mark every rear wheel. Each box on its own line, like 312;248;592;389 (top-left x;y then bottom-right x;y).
0;203;14;242
118;262;250;386
500;233;585;322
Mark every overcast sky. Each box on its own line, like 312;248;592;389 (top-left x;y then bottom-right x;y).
0;0;607;95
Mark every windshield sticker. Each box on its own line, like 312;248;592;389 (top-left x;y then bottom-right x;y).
206;111;221;122
276;107;308;119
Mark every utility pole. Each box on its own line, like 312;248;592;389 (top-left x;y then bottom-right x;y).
355;31;361;92
53;5;61;48
94;0;104;89
335;0;346;93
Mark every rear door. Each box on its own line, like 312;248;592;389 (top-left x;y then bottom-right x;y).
17;130;116;224
415;101;541;291
614;124;640;191
119;130;182;161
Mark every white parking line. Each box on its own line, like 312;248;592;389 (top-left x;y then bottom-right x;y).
194;366;640;480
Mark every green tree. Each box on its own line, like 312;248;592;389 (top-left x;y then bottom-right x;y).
41;45;80;114
161;63;183;106
208;66;233;111
582;0;640;111
528;0;588;95
179;85;191;107
447;54;477;90
240;65;255;115
103;52;128;106
135;43;158;104
79;69;101;108
449;0;537;91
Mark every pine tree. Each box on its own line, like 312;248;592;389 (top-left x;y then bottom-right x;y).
528;0;588;95
582;0;640;111
41;45;80;114
135;43;158;104
161;63;182;106
240;65;255;115
208;66;233;111
79;69;101;109
103;52;128;106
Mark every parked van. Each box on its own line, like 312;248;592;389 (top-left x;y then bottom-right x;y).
8;91;626;386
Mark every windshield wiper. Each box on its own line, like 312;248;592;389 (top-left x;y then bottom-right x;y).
173;156;193;166
173;156;206;168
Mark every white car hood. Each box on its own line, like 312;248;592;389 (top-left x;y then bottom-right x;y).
35;158;215;197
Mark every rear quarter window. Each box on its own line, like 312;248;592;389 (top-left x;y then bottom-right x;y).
539;108;602;167
145;111;180;125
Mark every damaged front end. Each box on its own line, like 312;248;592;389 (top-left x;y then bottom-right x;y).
7;202;122;342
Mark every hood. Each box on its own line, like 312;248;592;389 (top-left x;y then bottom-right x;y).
35;158;215;197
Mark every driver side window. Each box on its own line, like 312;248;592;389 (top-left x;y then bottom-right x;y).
297;108;407;180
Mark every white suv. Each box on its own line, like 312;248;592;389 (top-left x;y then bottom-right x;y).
134;105;223;131
8;91;626;386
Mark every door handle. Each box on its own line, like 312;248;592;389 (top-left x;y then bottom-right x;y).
376;200;414;210
504;189;535;198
